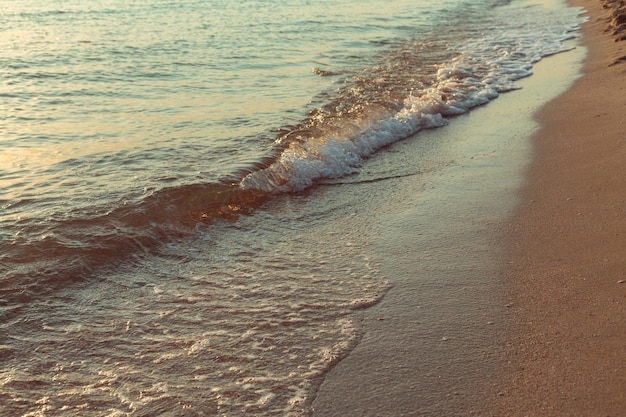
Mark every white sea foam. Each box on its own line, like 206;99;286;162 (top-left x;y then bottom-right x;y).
241;2;582;193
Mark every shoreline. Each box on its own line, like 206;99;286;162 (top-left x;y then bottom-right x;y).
311;1;589;413
491;0;626;415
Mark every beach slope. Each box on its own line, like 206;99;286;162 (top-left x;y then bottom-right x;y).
312;1;594;415
492;0;626;415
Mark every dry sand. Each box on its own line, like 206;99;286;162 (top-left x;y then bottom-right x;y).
491;0;626;415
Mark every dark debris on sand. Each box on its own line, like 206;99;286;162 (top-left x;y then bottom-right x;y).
599;0;626;65
601;0;626;41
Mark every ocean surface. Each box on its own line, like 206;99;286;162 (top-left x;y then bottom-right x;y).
1;0;582;415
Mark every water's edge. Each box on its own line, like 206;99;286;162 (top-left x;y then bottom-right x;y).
311;38;587;416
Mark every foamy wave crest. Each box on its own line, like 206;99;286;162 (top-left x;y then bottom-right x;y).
240;59;513;193
241;3;582;193
240;110;447;192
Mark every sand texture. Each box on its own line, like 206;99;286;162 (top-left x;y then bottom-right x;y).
603;0;626;43
491;0;626;415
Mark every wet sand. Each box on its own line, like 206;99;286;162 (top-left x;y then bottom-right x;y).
491;0;626;415
311;1;592;414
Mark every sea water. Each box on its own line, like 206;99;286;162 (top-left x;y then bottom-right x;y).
1;0;583;415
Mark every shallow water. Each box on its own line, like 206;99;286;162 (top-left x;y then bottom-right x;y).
1;0;583;415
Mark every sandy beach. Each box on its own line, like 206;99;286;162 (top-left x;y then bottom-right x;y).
491;0;626;415
313;0;626;415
